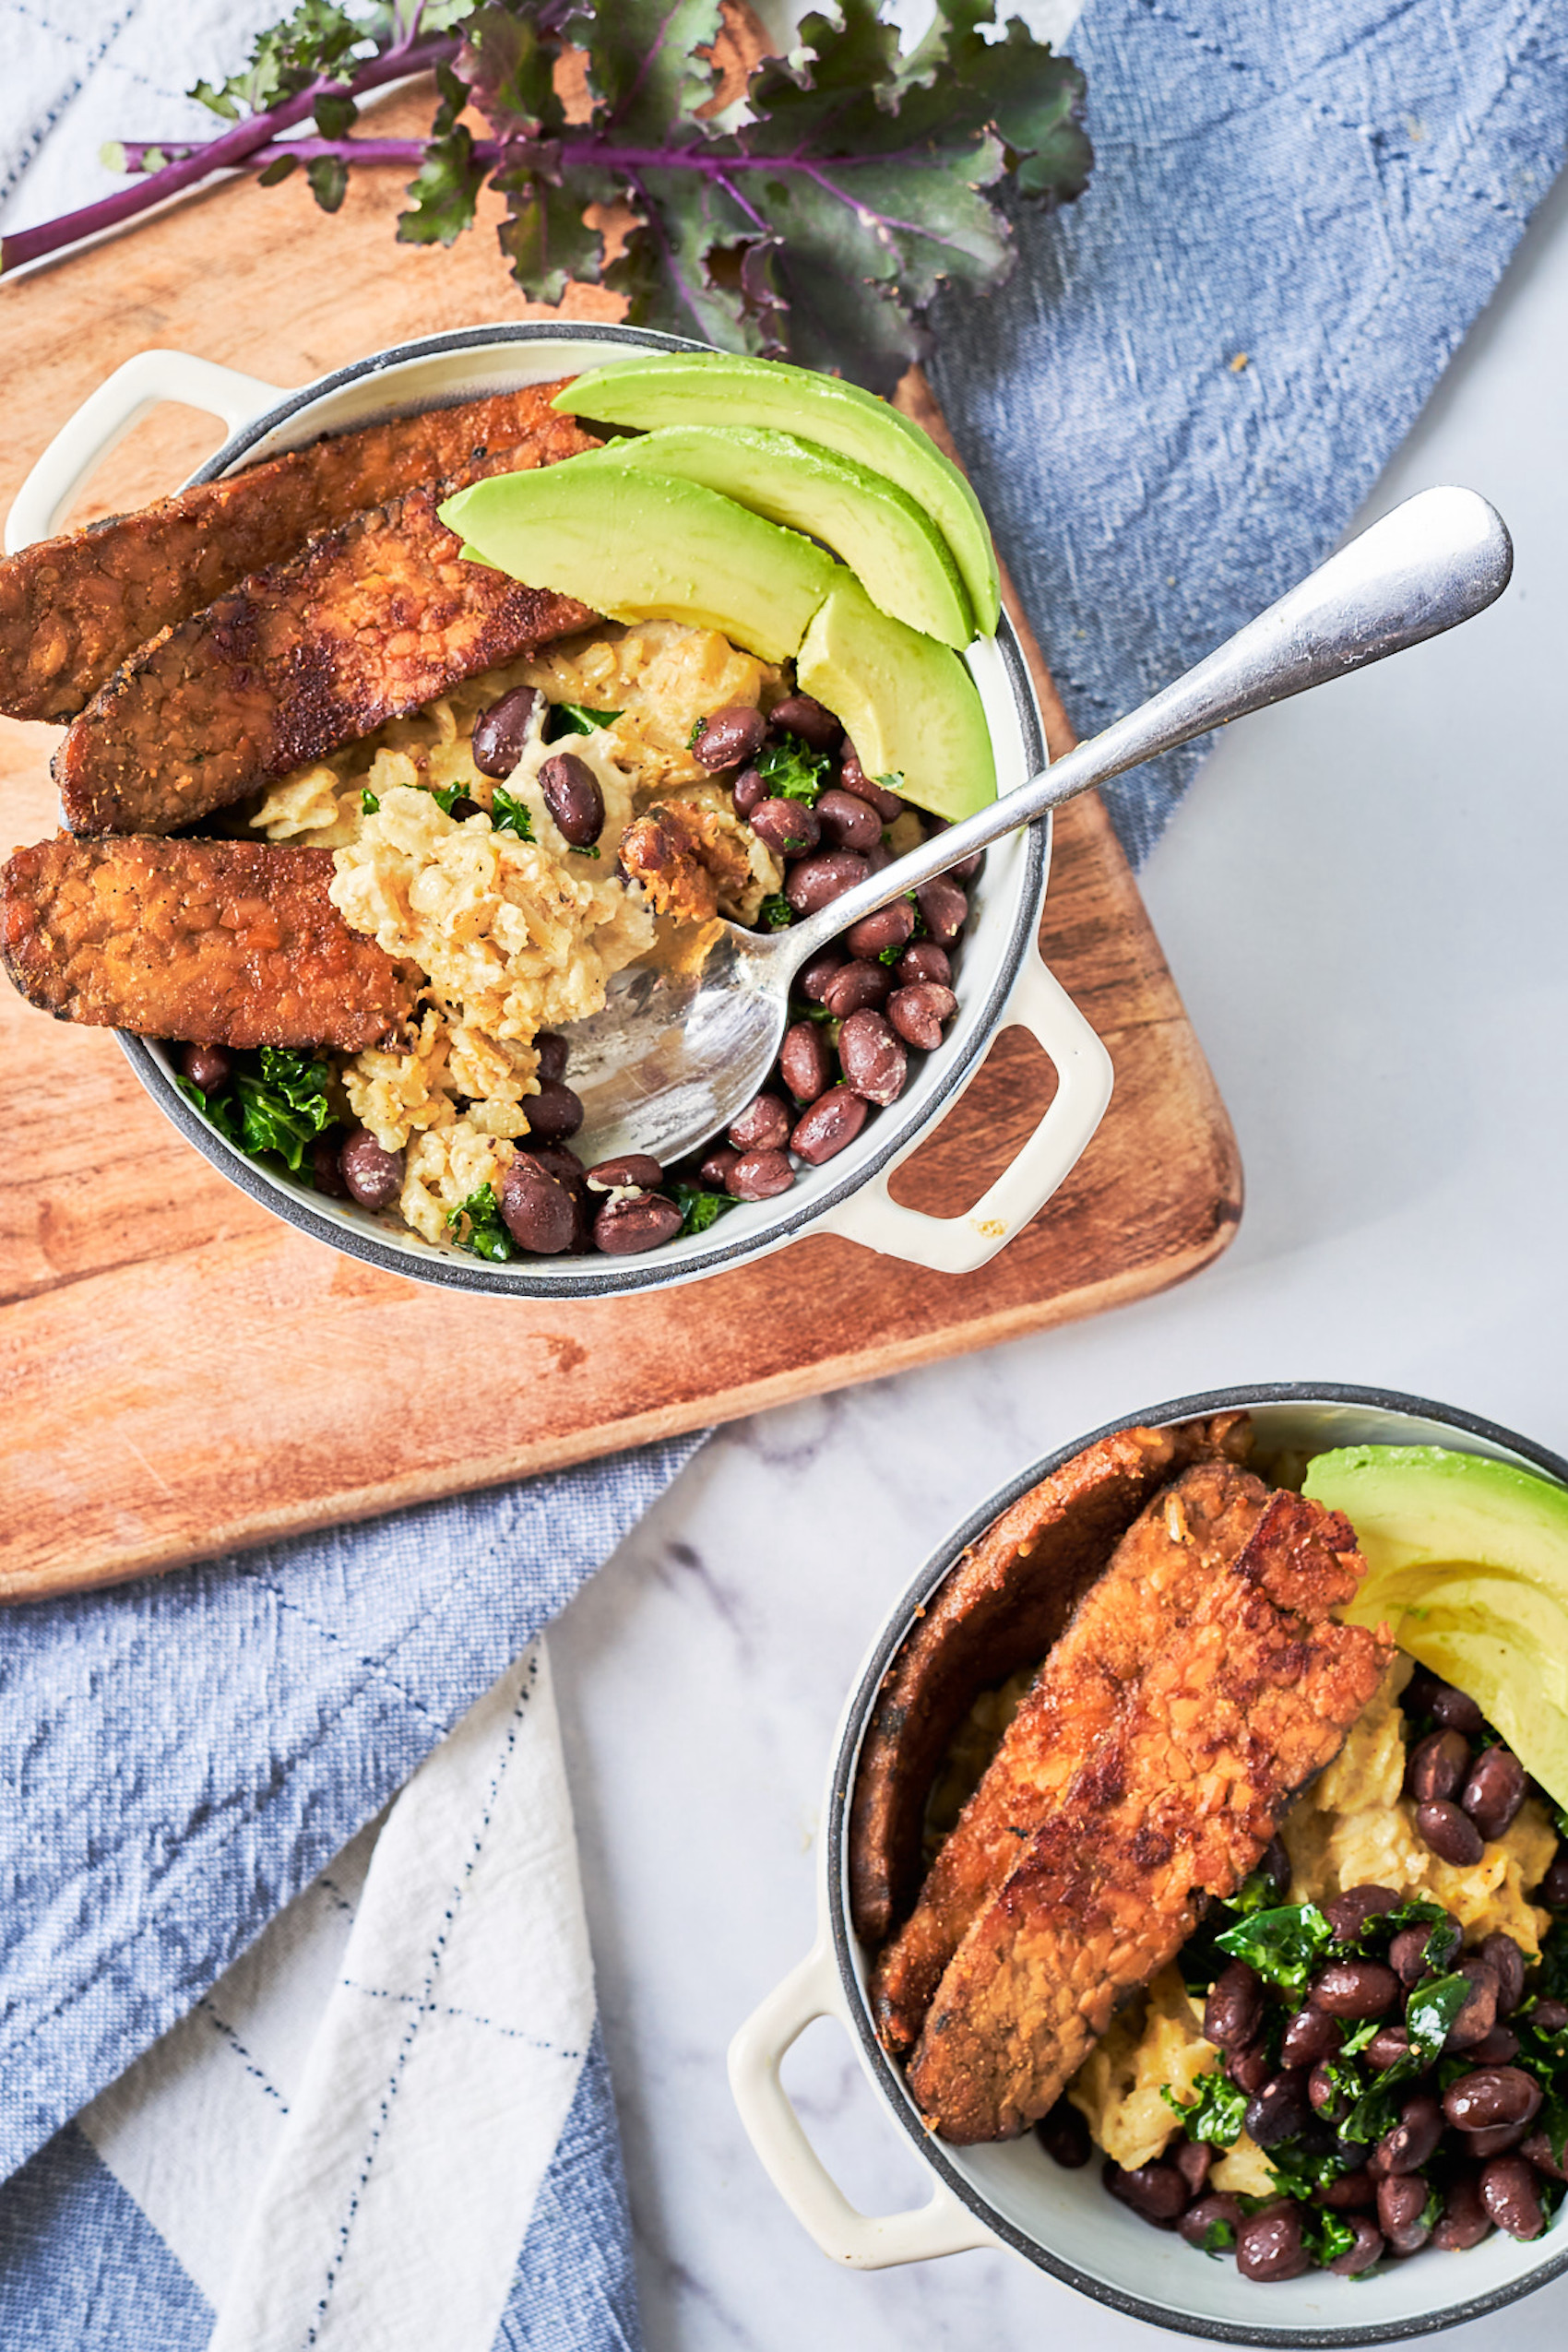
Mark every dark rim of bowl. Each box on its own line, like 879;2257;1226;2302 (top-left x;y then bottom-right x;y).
115;320;1050;1298
825;1382;1568;2346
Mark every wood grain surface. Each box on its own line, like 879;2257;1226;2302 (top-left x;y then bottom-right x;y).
0;94;1241;1599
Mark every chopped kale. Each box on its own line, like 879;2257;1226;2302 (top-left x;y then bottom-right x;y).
1301;2208;1358;2269
668;1182;740;1241
1405;1971;1472;2064
549;703;622;737
490;785;535;839
1202;2214;1237;2256
361;788;380;814
445;1181;514;1261
1160;2069;1246;2149
1266;2143;1353;2201
1214;1903;1333;2002
759;892;793;930
429;779;477;817
755;733;830;804
178;1045;334;1175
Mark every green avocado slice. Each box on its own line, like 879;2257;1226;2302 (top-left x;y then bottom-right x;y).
578;424;973;649
1303;1443;1568;1808
554;354;1001;638
440;458;837;666
797;573;996;823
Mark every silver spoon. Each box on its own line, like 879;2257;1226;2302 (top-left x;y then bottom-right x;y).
565;485;1512;1167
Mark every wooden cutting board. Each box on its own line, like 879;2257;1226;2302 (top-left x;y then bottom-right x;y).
0;98;1241;1600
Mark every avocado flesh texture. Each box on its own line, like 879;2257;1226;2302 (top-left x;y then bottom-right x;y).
580;424;973;649
554;354;1001;637
440;459;837;665
797;573;996;823
1303;1443;1568;1807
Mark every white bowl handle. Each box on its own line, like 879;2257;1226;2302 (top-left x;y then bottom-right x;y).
728;1937;996;2268
6;349;290;553
814;940;1113;1275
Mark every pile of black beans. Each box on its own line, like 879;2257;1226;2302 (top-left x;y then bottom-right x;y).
1038;1671;1568;2283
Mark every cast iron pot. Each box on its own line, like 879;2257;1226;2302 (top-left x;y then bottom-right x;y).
7;324;1112;1298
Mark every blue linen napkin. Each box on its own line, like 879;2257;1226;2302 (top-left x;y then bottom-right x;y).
929;0;1568;866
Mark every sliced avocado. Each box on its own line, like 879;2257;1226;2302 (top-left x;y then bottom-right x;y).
440;458;837;666
554;354;1001;638
1303;1443;1568;1806
579;425;973;649
797;572;995;824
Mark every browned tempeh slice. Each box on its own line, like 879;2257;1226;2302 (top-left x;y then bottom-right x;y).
0;383;595;722
53;475;596;836
903;1490;1392;2143
849;1418;1255;1952
0;835;415;1050
618;800;754;924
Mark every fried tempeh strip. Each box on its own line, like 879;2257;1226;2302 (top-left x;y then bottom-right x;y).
849;1417;1255;1951
873;1458;1272;2055
617;800;754;923
0;835;415;1050
1;384;594;722
54;475;596;836
903;1490;1392;2143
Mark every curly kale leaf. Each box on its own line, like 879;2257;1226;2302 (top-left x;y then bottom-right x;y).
1214;1904;1334;2002
490;785;535;838
755;734;830;804
1160;2069;1246;2149
399;59;488;244
668;1181;740;1240
445;1180;515;1259
178;1046;335;1175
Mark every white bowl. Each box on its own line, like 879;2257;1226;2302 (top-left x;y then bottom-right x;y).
731;1383;1568;2342
9;325;1113;1298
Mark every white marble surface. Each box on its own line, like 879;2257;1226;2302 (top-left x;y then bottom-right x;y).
549;155;1568;2352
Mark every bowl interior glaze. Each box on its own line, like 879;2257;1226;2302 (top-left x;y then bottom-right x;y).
825;1384;1568;2345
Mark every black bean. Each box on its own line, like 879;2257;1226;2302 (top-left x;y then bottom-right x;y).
1538;1848;1568;1907
796;945;846;1003
1311;1959;1400;2019
896;939;952;989
1035;2097;1090;2169
1403;1666;1444;1720
471;684;540;777
593;1190;683;1254
1444;1961;1500;2051
1329;2215;1384;2275
312;1131;350;1198
726;1148;794;1201
751;796;821;857
1281;2006;1342;2067
1521;2129;1568;2183
887;981;956;1051
732;766;766;818
1444;2066;1542;2133
693;704;766;770
1390;1923;1443;1985
785;850;870;916
915;874;968;944
814;787;883;853
527;1077;584;1143
1531;1996;1568;2032
728;1096;791;1154
837;747;905;819
1463;1748;1527;1842
1178;2192;1244;2251
842;900;915;960
1416;1797;1485;1867
1325;1884;1402;1943
539;751;604;849
181;1040;232;1092
1173;2139;1213;2199
500;1153;576;1253
838;1009;908;1107
1236;2204;1310;2281
790;1086;868;1165
446;795;481;822
586;1154;663;1190
1463;2120;1531;2157
1479;2153;1546;2239
1364;2025;1413;2071
340;1128;403;1209
1429;1681;1485;1734
698;1145;741;1192
1308;2062;1346;2121
1432;2170;1492;2251
1317;2168;1377;2210
1204;1962;1265;2051
779;1021;834;1106
1377;2171;1433;2255
534;1031;569;1084
1374;2092;1443;2176
1228;2039;1271;2094
767;693;840;750
1468;2025;1522;2064
821;960;893;1018
1479;1933;1526;2017
1247;2072;1313;2148
519;1141;587;1186
1256;1834;1292;1896
1102;2157;1187;2227
1408;1728;1471;1805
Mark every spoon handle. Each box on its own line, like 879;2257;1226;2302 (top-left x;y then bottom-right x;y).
783;484;1512;965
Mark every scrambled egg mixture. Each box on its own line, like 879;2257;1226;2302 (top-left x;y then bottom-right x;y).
1067;1658;1557;2188
249;620;783;1244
